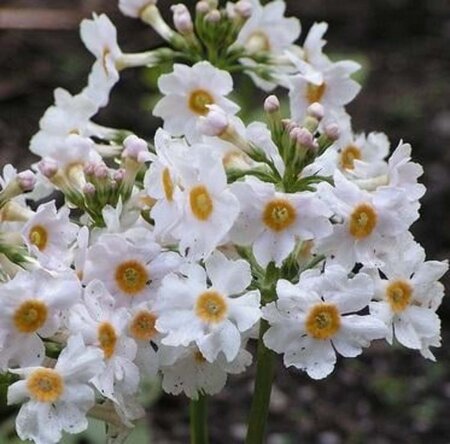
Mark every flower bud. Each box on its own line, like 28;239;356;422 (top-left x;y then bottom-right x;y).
196;1;210;14
93;163;109;180
197;105;229;137
38;159;58;179
324;123;340;141
122;135;152;163
235;1;253;18
16;170;36;192
83;182;96;196
114;169;126;183
264;95;280;114
171;4;193;34
205;9;221;23
295;128;316;149
307;102;324;121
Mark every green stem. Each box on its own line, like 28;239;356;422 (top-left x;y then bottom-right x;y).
245;319;276;444
190;394;209;444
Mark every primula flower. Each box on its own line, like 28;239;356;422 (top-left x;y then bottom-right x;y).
7;335;104;444
153;61;240;142
22;202;78;268
0;269;81;371
262;265;387;379
366;236;448;360
155;251;261;362
159;343;252;399
83;233;180;307
230;176;332;267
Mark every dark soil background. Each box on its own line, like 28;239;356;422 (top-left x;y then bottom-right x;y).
1;0;450;443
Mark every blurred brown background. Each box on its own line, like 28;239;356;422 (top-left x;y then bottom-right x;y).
1;1;450;443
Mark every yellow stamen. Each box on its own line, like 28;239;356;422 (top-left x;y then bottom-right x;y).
98;322;117;359
386;280;413;313
27;368;64;403
340;145;362;170
349;203;377;239
29;225;48;251
188;89;214;116
306;82;326;104
129;310;157;341
162;168;174;201
305;303;341;340
262;199;296;232
190;185;213;221
115;260;149;296
195;291;228;324
13;300;48;334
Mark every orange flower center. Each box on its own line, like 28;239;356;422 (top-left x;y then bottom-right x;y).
115;260;149;296
98;322;117;359
306;82;326;104
190;185;214;221
195;291;228;324
27;368;64;403
340;145;362;170
188;89;214;116
349;203;377;239
305;303;341;340
29;225;48;251
262;199;296;232
386;280;412;313
129;310;158;341
13;300;48;333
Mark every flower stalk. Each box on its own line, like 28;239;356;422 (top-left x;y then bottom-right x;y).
190;394;209;444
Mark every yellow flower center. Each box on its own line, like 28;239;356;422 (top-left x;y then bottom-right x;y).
306;82;326;104
194;350;207;364
98;322;117;359
115;260;149;296
188;89;214;116
246;30;271;52
262;199;297;232
305;303;341;340
349;203;377;239
27;368;64;403
190;185;214;221
102;48;111;75
195;291;228;324
340;145;362;170
129;310;157;341
386;280;413;313
162;167;174;202
29;225;48;251
13;300;48;334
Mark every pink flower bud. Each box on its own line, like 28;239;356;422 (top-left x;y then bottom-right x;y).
17;170;36;192
264;95;280;114
235;0;253;18
171;4;193;34
205;9;221;23
307;102;324;120
94;163;109;179
197;105;229;137
83;182;96;196
296;128;316;149
325;123;340;141
38;159;58;179
123;135;152;163
196;1;209;14
114;168;126;182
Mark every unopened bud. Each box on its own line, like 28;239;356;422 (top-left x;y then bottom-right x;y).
205;9;221;23
264;95;280;114
295;128;316;149
324;123;340;141
196;1;210;14
171;4;193;34
83;162;96;176
122;135;152;163
235;1;253;18
307;102;324;121
197;105;229;137
38;159;58;179
282;119;298;134
114;169;126;182
17;170;36;192
83;182;96;196
94;163;109;180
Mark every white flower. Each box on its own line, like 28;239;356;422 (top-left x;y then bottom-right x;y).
7;335;104;444
83;233;180;307
315;171;419;268
119;0;156;18
262;265;387;379
170;146;240;259
0;269;81;371
155;251;261;362
301;22;330;69
69;281;140;407
153;62;240;142
366;236;447;360
288;58;361;123
144;129;188;241
237;0;300;55
29;88;98;158
230;177;332;267
22;202;78;268
159;343;252;399
80;14;122;107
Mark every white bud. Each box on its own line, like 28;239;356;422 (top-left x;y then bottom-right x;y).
235;1;253;18
307;102;324;120
16;170;36;192
83;182;96;196
325;123;340;141
122;135;152;163
197;105;229;137
196;1;210;14
38;159;58;179
205;9;221;23
295;128;316;149
171;4;193;34
264;95;280;114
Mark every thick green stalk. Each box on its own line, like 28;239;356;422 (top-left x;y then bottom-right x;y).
190;394;209;444
245;319;276;444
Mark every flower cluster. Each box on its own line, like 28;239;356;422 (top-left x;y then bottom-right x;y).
0;1;446;443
